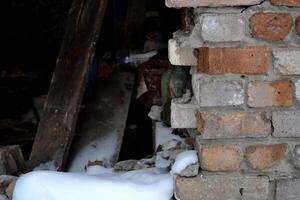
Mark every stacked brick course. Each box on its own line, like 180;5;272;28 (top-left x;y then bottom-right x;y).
167;0;300;199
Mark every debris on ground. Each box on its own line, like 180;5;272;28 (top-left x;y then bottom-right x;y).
137;56;170;106
0;146;25;175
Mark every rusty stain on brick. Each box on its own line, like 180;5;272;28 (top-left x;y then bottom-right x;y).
197;47;269;74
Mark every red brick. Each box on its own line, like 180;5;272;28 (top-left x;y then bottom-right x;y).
246;144;287;170
196;111;271;139
271;0;300;7
199;145;242;171
248;81;293;107
198;47;269;74
296;16;300;36
250;12;293;41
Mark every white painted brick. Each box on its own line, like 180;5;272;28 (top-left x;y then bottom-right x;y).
171;98;198;128
273;48;300;75
276;179;300;200
296;80;300;102
168;39;197;66
193;77;244;107
273;111;300;137
199;14;245;42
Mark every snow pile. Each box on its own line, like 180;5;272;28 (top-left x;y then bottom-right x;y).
155;122;183;149
171;150;198;175
13;168;173;200
0;195;8;200
33;161;57;171
68;137;117;172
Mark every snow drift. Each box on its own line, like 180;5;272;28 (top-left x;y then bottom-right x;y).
13;168;173;200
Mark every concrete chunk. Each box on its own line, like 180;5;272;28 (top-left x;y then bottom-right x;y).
171;98;198;128
168;39;197;66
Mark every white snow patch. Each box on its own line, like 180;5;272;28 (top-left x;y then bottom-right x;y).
33;161;57;171
13;168;173;200
171;150;198;175
85;165;113;176
68;136;117;172
155;122;182;149
155;152;171;169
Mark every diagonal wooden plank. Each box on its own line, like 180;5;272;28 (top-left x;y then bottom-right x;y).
68;71;134;172
29;0;109;170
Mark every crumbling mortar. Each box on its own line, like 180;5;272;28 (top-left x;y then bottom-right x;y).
173;2;300;48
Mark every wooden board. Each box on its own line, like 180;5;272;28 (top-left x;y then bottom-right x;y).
29;0;109;170
68;71;134;172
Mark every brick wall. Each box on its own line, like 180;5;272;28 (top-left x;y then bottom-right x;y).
167;0;300;199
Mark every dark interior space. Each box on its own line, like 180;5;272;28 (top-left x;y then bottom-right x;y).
1;0;181;164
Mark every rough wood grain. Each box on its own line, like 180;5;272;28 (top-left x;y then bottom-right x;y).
29;0;109;170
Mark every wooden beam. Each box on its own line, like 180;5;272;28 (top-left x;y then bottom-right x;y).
68;71;134;172
29;0;109;170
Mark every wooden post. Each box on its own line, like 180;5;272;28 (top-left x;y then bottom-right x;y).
29;0;109;170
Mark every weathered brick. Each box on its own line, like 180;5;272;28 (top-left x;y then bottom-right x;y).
273;48;300;75
292;145;300;169
166;0;264;7
248;81;293;107
296;80;300;102
199;14;245;42
198;144;242;171
296;16;300;36
198;47;269;74
171;98;197;129
196;111;271;139
245;144;287;170
273;111;300;137
175;175;269;200
276;179;300;200
168;39;197;66
271;0;300;7
193;79;244;107
250;12;292;41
